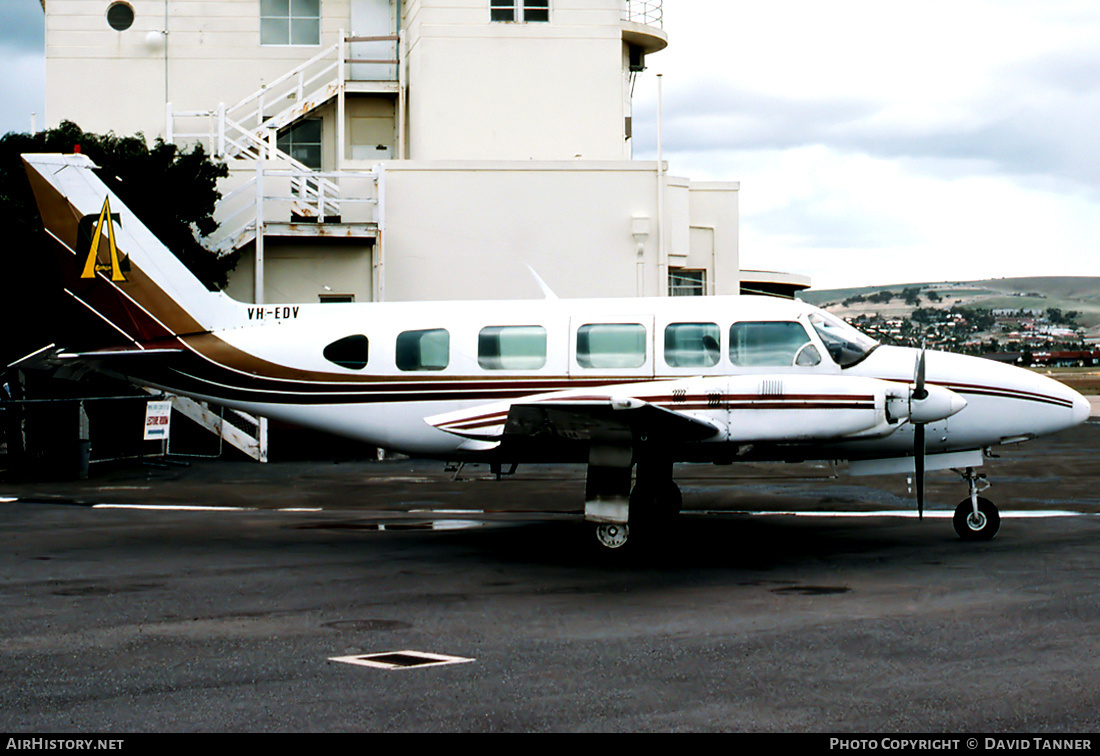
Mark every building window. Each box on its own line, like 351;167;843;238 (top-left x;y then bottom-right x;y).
277;119;323;170
106;2;135;31
668;269;706;297
261;0;321;46
491;0;549;23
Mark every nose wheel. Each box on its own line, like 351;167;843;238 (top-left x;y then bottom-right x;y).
953;497;1000;540
952;467;999;541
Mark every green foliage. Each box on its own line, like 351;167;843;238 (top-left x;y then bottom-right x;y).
1;121;234;289
1045;307;1081;326
0;122;233;363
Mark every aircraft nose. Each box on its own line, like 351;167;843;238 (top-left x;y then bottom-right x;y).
1072;391;1092;426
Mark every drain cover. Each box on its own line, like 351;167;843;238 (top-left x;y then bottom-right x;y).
330;650;475;670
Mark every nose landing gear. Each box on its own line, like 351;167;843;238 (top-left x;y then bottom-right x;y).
952;467;1000;541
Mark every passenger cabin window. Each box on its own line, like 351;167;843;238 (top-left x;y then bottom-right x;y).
491;0;549;23
729;322;821;367
323;335;369;370
479;326;547;370
664;322;720;368
261;0;321;46
396;329;449;371
576;323;647;369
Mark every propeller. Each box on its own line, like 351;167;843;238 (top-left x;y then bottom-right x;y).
898;342;967;520
912;344;928;520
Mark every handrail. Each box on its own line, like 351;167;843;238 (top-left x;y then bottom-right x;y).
224;41;340;119
209;165;380;255
622;0;663;27
168;31;399;255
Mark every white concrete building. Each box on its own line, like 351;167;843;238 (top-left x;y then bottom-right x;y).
41;1;806;305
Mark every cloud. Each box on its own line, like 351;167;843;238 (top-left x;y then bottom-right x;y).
629;0;1100;287
0;3;45;136
0;3;44;54
0;51;45;136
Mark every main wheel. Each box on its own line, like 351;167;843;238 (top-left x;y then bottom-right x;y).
629;480;682;521
953;497;1000;541
594;522;630;550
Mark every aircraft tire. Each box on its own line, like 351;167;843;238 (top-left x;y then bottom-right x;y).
629;480;682;521
593;522;630;550
953;497;1000;541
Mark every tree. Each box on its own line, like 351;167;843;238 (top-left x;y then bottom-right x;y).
0;122;234;364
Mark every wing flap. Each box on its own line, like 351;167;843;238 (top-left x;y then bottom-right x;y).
505;399;721;443
426;393;721;444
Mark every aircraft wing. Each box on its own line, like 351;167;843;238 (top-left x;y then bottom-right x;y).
505;397;720;443
426;373;966;450
426;389;722;445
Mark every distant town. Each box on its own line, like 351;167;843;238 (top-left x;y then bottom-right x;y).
801;279;1100;367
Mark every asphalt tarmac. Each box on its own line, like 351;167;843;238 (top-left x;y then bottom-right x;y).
2;422;1100;733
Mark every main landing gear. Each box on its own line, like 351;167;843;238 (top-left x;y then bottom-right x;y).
952;467;1000;541
587;448;681;551
592;478;682;551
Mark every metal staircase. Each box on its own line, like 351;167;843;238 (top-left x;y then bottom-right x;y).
165;393;268;463
168;31;399;256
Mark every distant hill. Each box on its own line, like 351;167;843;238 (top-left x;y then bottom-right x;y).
799;277;1100;337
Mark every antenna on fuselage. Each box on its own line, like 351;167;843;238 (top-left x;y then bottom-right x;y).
526;266;559;300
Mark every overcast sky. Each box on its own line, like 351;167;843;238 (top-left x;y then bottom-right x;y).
2;1;1098;289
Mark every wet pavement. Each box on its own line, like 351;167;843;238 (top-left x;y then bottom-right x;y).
2;422;1100;732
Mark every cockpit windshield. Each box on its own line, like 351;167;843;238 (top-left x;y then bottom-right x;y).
808;311;879;368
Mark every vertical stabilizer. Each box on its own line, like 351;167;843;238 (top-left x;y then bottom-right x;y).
23;153;239;346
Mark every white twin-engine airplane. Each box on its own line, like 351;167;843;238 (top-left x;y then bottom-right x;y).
20;153;1092;550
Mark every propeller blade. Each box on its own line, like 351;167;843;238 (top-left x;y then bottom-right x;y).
914;423;925;520
913;345;928;401
912;342;929;519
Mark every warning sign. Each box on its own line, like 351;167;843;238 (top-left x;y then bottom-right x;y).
144;400;172;440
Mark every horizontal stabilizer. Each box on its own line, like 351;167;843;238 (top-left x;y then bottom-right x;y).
7;344;62;371
56;347;185;360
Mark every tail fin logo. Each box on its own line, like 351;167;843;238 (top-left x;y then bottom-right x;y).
78;197;129;282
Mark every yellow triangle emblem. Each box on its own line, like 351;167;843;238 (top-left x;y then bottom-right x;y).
80;197;127;282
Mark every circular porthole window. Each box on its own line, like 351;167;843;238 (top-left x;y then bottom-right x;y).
106;2;135;31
